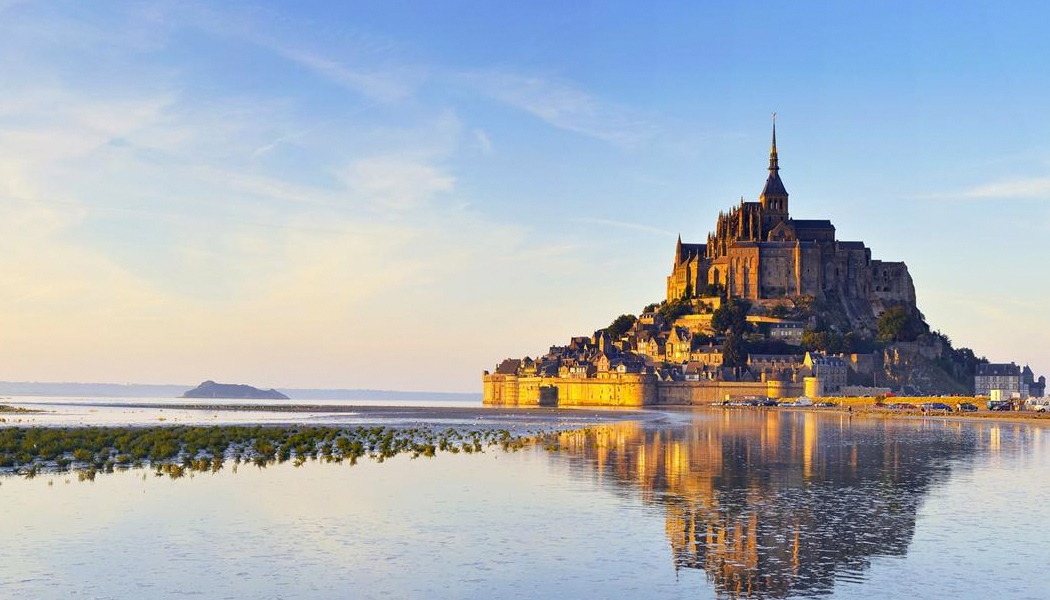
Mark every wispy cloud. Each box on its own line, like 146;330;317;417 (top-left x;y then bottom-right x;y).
575;217;676;237
472;128;493;154
917;176;1050;200
460;70;654;147
250;129;311;159
0;0;31;15
245;45;652;147
337;157;456;210
265;44;421;102
166;3;653;148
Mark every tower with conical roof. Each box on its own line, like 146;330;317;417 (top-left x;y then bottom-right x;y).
759;113;789;217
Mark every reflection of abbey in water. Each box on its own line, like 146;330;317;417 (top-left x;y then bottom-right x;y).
553;412;986;598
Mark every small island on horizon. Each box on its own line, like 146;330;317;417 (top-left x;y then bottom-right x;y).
181;380;290;400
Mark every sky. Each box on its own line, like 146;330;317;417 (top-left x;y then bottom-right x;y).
0;1;1048;392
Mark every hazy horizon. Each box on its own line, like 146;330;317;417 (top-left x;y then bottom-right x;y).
1;1;1048;391
0;380;481;397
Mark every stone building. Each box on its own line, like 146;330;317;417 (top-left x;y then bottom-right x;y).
769;321;805;345
748;354;803;371
803;352;848;394
975;363;1045;398
667;118;915;334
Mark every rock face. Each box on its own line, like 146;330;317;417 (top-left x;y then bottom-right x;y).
876;343;970;396
180;380;289;400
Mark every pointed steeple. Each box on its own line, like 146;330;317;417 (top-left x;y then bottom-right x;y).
769;112;779;173
675;234;682;263
760;112;788;209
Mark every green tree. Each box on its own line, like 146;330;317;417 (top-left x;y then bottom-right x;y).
658;297;693;323
605;314;637;339
802;328;849;353
711;298;751;336
722;332;748;368
877;306;927;342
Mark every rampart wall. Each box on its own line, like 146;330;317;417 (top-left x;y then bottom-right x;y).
483;374;804;407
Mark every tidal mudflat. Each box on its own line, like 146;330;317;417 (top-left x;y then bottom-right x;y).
2;408;1048;599
0;396;634;428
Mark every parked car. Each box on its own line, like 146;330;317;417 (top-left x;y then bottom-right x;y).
956;402;978;412
1031;403;1049;413
987;400;1013;411
920;402;953;413
888;402;917;410
814;402;836;408
759;399;780;407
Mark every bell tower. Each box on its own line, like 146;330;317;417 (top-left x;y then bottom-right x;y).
759;113;789;219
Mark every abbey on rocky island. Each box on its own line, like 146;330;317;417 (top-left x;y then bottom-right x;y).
482;118;1018;406
667;118;913;335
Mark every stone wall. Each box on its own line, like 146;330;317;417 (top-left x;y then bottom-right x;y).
757;243;799;298
483;373;805;407
655;380;804;404
870;260;915;304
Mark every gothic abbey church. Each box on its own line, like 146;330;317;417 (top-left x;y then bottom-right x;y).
666;120;915;334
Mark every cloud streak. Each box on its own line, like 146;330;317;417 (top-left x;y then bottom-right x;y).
264;44;421;102
916;176;1050;200
460;70;655;147
575;217;677;237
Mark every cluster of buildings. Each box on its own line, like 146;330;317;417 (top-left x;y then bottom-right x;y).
495;323;857;390
974;363;1046;399
484;315;885;406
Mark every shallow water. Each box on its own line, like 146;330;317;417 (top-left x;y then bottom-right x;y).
1;409;1047;599
0;395;482;427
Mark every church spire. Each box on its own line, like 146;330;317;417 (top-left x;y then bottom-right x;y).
769;112;779;173
759;112;788;211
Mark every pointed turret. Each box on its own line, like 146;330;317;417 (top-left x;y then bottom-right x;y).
674;234;683;264
769;114;779;172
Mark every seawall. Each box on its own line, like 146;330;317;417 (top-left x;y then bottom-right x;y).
482;373;804;407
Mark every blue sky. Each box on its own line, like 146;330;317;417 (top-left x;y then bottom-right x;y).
0;1;1047;391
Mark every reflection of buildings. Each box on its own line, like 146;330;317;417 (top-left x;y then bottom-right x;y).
552;411;985;598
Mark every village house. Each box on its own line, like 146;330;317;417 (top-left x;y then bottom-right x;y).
665;327;694;363
803;352;848;393
975;363;1045;398
769;322;805;345
689;343;724;366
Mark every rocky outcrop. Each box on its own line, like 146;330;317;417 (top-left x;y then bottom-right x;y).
876;342;969;395
180;381;289;400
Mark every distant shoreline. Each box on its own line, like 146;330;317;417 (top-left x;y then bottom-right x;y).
0;381;480;401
